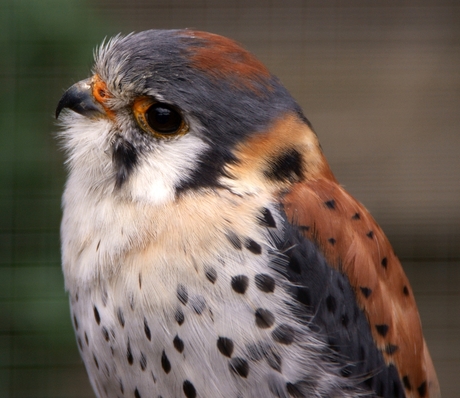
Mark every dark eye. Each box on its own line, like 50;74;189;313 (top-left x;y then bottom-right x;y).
146;104;182;134
133;97;188;138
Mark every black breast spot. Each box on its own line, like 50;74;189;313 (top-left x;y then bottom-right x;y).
229;357;249;378
255;308;275;329
231;275;249;294
93;306;101;325
177;284;188;305
183;380;197;398
255;274;276;293
161;350;171;374
173;335;185;353
272;324;295;345
217;336;234;358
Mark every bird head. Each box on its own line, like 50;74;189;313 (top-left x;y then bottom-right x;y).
56;30;332;205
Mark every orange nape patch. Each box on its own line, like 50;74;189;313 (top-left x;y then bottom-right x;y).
91;74;115;118
182;30;271;91
283;179;440;397
225;112;335;193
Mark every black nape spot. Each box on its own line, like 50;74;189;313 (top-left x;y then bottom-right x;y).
101;327;109;342
134;387;141;398
360;286;372;298
93;353;99;369
140;352;147;371
217;336;234;358
138;273;142;289
258;208;277;228
245;238;262;254
229;357;249;378
226;231;242;250
127;340;133;365
255;274;276;293
93;306;101;325
286;382;303;398
117;308;125;327
255;308;275;329
231;275;249;294
402;375;412;390
173;335;184;353
183;380;197;398
385;344;399;355
381;257;388;268
352;212;361;220
73;315;79;330
204;267;217;284
264;148;303;183
161;350;171;374
112;137;138;188
296;287;311;306
177;284;188;305
417;381;427;397
325;199;336;209
367;230;374;239
326;295;337;313
403;285;409;296
272;324;295;345
144;317;151;341
375;324;389;337
328;237;336;245
175;308;185;325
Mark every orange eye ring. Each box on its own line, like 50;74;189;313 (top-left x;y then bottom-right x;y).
133;97;188;139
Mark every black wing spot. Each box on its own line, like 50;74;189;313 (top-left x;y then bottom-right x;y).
360;286;372;298
381;257;388;268
324;199;336;209
175;308;185;325
402;375;412;390
417;381;427;397
375;324;389;337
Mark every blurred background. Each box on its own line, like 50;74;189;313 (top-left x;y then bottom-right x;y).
0;0;459;396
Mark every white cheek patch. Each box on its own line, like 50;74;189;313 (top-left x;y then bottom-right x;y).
127;134;209;205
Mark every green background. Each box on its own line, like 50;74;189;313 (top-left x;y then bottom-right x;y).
1;0;459;397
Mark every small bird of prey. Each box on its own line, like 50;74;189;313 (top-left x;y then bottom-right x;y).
56;29;440;398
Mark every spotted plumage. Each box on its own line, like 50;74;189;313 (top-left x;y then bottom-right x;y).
56;29;440;397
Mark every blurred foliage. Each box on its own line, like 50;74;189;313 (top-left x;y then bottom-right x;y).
0;0;115;396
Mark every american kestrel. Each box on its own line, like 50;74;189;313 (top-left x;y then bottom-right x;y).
56;30;440;398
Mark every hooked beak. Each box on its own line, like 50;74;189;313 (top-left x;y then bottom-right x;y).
55;78;106;119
